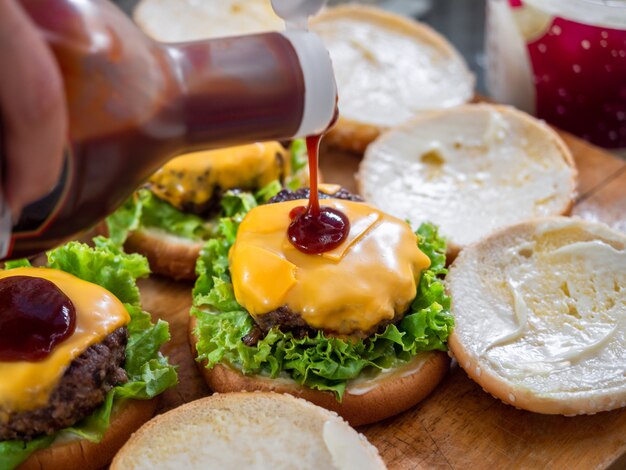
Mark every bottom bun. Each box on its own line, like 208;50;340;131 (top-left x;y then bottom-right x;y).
189;316;449;426
18;398;157;470
124;228;203;281
96;222;203;281
111;393;386;470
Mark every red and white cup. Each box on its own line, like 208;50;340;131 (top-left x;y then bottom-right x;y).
486;0;626;152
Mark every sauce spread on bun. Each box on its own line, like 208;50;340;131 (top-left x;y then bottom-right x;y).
230;199;431;336
0;268;130;413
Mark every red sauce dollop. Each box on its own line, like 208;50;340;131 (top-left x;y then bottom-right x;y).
0;276;76;362
287;134;350;254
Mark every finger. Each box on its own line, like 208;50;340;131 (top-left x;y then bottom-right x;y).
0;0;67;218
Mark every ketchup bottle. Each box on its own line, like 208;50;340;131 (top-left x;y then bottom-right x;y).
0;0;336;260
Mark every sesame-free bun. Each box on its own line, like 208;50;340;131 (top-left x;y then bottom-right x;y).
96;222;202;280
311;5;474;152
124;228;203;281
359;104;577;258
96;222;204;281
18;398;157;470
111;393;387;470
447;217;626;415
189;317;449;426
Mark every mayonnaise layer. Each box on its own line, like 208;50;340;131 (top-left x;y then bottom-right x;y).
311;7;473;127
360;105;576;248
450;219;626;402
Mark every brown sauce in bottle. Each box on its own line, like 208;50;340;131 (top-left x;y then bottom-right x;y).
0;276;76;362
288;131;350;254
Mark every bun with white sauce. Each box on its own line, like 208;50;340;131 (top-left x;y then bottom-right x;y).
311;5;474;153
447;216;626;415
359;104;577;259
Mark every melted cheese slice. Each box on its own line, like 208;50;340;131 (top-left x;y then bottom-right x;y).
229;199;430;335
149;142;287;210
0;268;130;413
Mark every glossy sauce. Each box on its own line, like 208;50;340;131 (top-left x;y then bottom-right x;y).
0;276;76;362
288;133;349;254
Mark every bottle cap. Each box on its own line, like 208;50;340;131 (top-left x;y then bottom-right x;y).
282;29;337;137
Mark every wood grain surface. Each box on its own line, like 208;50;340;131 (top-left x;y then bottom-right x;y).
139;133;626;470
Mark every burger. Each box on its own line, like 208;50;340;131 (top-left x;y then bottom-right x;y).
0;239;177;470
106;141;308;280
189;187;454;425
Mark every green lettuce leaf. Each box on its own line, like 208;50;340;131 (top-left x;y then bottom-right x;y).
0;241;177;469
0;437;54;470
3;259;32;269
192;211;453;401
286;139;309;190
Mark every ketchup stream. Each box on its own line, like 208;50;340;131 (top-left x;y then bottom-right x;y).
287;133;350;254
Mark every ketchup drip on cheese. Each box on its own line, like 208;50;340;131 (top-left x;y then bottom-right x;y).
288;133;350;254
0;276;76;362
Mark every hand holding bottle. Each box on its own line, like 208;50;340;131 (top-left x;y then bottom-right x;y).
0;0;66;219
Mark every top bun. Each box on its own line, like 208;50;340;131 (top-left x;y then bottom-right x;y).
312;5;474;152
111;392;387;470
359;104;577;258
447;217;626;415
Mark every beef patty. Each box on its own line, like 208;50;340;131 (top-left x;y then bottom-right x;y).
0;327;128;441
268;187;363;204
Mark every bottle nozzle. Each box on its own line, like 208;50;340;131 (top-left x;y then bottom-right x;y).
271;0;326;30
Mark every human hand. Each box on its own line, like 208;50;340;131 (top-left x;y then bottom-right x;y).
0;0;67;220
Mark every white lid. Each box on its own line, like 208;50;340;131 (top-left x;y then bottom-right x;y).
281;30;338;137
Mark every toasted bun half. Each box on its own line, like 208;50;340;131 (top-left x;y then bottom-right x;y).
189;317;449;426
359;104;577;258
111;393;386;470
447;217;626;415
312;5;474;153
18;398;157;470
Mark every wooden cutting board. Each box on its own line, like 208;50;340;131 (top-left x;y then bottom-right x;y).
139;132;626;470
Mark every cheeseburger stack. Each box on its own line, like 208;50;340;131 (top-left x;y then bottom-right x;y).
0;240;177;470
190;187;453;425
